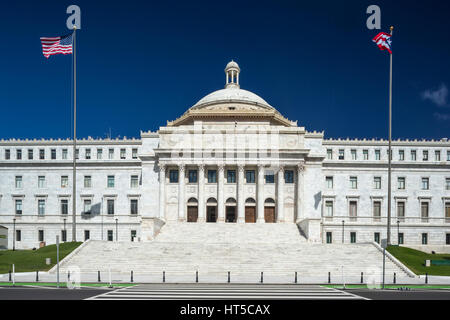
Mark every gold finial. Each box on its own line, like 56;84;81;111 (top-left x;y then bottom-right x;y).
390;26;394;31
73;25;77;30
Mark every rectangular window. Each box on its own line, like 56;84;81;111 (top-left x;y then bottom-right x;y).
349;201;357;220
397;201;405;220
207;170;217;183
338;149;345;160
62;230;67;242
325;201;333;217
38;176;45;188
84;175;92;188
399;150;405;161
398;177;405;190
132;148;138;159
421;202;429;222
374;232;380;244
15;199;22;215
350;232;356;243
107;230;113;241
375;149;381;160
107;175;115;188
188;170;197;183
423;150;429;161
61;176;68;188
107;199;115;215
120;148;126;159
447;178;450;191
83;199;92;214
97;148;103;160
38;199;45;215
265;171;275;184
108;148;114;159
62;149;68;160
447;233;450;245
448;151;450;161
398;233;404;245
16;149;22;160
85;148;91;159
374;177;381;189
373;201;381;220
422;177;429;190
16;230;21;242
15;176;22;189
446;202;450;222
84;230;90;241
130;175;139;188
284;170;294;184
75;149;79;159
5;149;10;160
436;150;441;161
131;230;137;242
38;230;44;242
411;150;417;161
51;149;56;160
61;199;68;215
169;170;178;183
350;176;357;189
327;149;333;160
326;176;333;189
28;149;33;160
227;170;236;183
326;232;332;244
422;233;428;245
245;170;255;183
363;150;369;160
39;149;45;160
130;199;138;215
351;149;357;160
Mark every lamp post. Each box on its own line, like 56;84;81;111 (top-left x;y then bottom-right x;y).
12;218;16;251
115;218;118;242
342;220;345;243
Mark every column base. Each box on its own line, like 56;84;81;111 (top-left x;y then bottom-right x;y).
237;217;245;223
197;217;206;223
256;218;265;224
217;217;225;223
178;217;186;222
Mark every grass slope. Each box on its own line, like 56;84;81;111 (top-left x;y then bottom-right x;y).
387;245;450;276
0;242;82;274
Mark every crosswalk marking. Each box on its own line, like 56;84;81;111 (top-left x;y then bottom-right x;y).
87;284;367;300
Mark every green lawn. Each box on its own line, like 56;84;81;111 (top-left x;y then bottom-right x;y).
324;284;450;290
387;245;450;276
0;242;82;274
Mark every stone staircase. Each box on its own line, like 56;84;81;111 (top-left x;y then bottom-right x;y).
54;222;414;280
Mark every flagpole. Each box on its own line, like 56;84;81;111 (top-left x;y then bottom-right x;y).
72;25;77;242
387;26;394;245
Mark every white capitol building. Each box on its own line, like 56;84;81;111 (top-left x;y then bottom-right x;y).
1;61;450;252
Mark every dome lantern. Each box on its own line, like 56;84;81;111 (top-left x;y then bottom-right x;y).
225;60;240;89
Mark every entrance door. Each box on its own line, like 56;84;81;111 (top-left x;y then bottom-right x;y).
264;207;276;223
207;206;217;222
245;206;256;223
226;206;236;223
187;206;198;222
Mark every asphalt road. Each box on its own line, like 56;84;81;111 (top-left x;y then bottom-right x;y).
347;288;450;300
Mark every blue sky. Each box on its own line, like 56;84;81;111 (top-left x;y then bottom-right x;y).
0;0;449;140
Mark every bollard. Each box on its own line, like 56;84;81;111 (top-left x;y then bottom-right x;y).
260;272;263;284
361;272;363;284
9;270;11;282
425;273;428;284
295;272;297;284
163;271;165;283
228;271;230;283
68;271;71;282
328;272;331;284
393;272;396;284
36;271;39;282
98;270;101;282
196;271;198;283
131;271;133;283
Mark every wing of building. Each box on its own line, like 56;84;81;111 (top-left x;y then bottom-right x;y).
1;61;450;250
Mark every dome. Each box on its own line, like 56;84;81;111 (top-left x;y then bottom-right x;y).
225;60;240;71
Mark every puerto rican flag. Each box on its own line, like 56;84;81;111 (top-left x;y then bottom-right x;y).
372;32;392;54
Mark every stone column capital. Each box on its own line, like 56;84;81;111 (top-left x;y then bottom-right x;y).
158;163;166;172
218;164;225;173
237;164;245;173
198;164;205;172
297;162;306;173
179;163;185;172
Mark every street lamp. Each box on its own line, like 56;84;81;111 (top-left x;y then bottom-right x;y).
12;218;16;251
115;218;118;242
342;220;345;243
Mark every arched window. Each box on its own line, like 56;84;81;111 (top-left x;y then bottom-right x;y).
207;197;217;204
225;197;237;204
187;197;198;204
245;198;256;204
265;198;275;204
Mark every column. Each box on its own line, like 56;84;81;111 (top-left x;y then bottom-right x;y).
296;162;305;223
178;164;185;221
277;166;284;222
257;164;265;223
217;164;225;222
158;163;166;220
198;164;205;222
237;164;245;223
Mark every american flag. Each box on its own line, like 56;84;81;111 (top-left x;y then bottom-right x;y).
372;32;392;54
40;33;73;58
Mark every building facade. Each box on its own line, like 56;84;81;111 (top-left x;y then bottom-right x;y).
1;61;450;249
